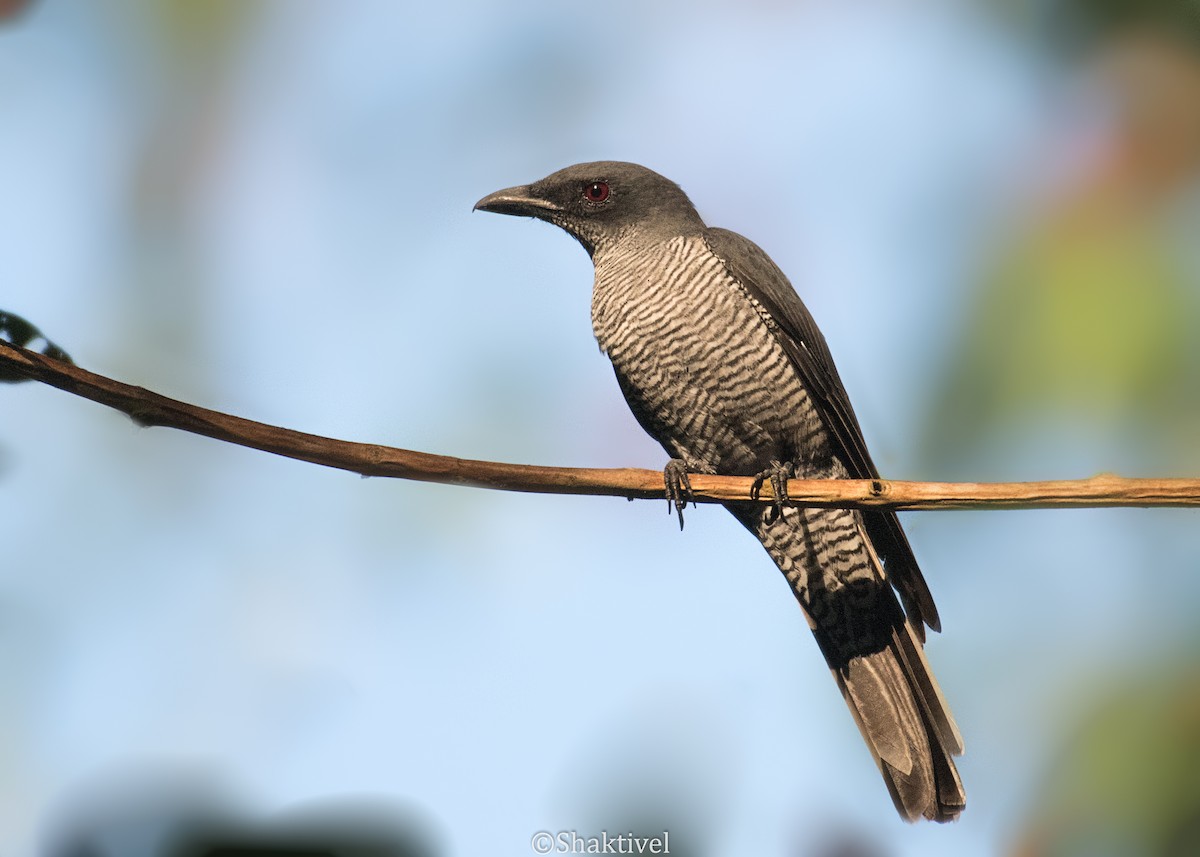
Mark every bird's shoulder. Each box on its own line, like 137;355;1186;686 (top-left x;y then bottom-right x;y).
700;226;850;422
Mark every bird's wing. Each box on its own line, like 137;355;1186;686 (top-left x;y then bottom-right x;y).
702;227;941;636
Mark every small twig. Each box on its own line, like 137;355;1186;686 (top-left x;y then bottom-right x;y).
2;338;1199;510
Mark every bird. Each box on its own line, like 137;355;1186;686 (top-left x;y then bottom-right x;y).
475;161;965;822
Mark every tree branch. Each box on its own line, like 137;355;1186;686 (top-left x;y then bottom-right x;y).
2;338;1198;511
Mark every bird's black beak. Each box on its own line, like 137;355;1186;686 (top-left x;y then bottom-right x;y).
473;184;562;219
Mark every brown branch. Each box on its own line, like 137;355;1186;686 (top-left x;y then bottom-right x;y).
3;338;1199;510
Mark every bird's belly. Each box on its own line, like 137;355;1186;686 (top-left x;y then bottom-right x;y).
591;236;823;475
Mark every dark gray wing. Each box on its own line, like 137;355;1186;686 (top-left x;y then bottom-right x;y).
703;227;941;637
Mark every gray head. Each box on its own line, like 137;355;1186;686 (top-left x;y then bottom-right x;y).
474;161;706;256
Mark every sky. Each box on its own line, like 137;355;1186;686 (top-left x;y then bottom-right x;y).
2;2;1198;856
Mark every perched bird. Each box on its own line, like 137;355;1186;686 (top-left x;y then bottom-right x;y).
475;162;965;822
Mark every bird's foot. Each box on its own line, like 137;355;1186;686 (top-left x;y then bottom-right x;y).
663;459;695;530
751;460;795;522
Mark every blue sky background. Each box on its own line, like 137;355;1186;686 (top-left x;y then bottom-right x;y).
3;2;1199;855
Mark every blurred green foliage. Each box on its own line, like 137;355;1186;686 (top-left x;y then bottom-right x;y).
1066;0;1200;50
920;19;1200;475
921;207;1200;471
142;0;251;67
1012;659;1200;856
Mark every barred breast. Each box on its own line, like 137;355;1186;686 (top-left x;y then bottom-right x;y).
590;234;828;478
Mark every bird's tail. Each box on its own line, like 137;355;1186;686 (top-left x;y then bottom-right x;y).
834;618;965;822
730;502;965;822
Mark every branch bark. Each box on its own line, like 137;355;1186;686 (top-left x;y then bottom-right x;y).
3;338;1198;511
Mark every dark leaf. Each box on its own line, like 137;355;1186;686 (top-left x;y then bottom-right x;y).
0;310;73;383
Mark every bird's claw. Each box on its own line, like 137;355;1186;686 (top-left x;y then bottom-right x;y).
751;459;795;522
663;459;695;530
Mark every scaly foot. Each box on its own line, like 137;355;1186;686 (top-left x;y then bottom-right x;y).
750;459;795;522
663;459;694;530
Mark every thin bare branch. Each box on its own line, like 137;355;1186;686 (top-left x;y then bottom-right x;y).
2;338;1198;510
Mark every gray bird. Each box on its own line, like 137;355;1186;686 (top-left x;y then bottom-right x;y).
475;162;965;822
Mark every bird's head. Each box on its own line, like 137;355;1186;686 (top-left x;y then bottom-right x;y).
474;161;705;257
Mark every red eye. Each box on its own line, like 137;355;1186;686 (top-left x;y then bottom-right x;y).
584;181;610;203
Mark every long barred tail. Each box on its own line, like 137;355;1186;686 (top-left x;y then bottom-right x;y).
835;618;966;821
728;502;966;822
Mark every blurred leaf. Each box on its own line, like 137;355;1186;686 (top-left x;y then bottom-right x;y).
1011;658;1200;856
0;0;33;24
920;199;1200;473
0;310;72;383
46;781;442;857
1066;0;1200;51
141;0;253;70
989;0;1200;55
